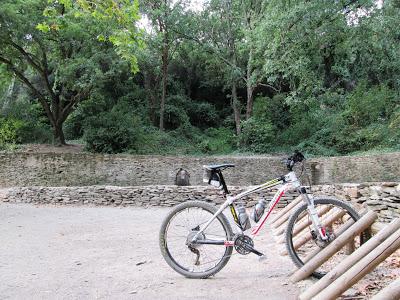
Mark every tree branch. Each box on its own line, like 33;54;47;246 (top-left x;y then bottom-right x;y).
170;27;247;82
9;41;44;74
0;55;56;126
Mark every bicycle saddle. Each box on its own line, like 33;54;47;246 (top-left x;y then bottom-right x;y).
203;163;235;170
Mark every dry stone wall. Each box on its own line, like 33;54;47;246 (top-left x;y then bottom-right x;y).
1;182;399;222
0;152;399;187
312;182;400;222
0;186;296;209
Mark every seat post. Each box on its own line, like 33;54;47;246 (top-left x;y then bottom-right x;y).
217;170;230;194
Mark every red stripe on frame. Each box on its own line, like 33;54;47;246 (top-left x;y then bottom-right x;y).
252;190;285;235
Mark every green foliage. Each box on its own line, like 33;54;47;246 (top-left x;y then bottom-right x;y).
345;83;397;127
197;127;235;154
1;0;399;156
40;0;143;73
0;117;24;149
83;109;140;154
239;118;275;153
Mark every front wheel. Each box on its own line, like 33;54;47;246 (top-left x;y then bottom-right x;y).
159;201;233;279
285;197;368;279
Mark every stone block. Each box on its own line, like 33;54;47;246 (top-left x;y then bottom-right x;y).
344;186;361;198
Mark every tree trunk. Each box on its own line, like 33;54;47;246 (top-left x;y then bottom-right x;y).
271;196;303;224
232;81;241;136
53;122;66;146
246;48;254;119
159;43;168;131
2;75;16;112
159;1;169;131
144;71;157;126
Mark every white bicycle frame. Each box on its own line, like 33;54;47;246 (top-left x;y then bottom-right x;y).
192;171;328;244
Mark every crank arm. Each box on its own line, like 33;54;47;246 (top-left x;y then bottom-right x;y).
242;243;265;256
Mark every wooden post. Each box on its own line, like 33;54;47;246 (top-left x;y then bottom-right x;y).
313;226;400;300
299;218;400;300
290;210;377;282
293;209;346;250
292;205;332;237
302;217;355;263
276;205;332;244
270;195;302;224
272;201;302;229
280;209;347;256
370;278;400;300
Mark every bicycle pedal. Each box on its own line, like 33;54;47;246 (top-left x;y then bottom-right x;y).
258;255;267;262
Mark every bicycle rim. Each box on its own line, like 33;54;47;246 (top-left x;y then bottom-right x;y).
160;201;233;278
285;198;365;278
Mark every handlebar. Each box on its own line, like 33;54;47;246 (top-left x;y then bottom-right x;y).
285;150;305;171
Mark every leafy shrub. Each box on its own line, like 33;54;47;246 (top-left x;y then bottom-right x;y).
83;110;140;154
239;118;275;153
295;141;338;157
186;101;219;129
345;83;397;127
3;101;53;144
253;95;291;130
164;104;190;130
197;127;235;154
0;117;24;149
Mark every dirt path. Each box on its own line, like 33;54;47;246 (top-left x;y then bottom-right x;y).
0;203;299;300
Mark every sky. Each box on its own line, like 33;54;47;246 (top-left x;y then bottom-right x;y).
138;0;206;33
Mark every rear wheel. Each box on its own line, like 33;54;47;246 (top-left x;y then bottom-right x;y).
285;197;368;278
159;201;233;279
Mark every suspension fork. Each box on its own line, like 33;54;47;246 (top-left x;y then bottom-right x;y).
299;187;328;240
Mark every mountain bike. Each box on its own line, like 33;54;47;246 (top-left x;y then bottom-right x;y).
159;151;367;279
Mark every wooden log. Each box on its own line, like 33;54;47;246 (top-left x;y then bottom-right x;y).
270;195;303;224
302;217;355;264
293;209;346;250
272;224;287;237
271;201;302;229
290;210;377;282
299;218;400;300
313;226;400;300
344;239;355;255
276;206;333;244
280;209;347;256
370;278;400;300
292;205;332;237
371;221;385;234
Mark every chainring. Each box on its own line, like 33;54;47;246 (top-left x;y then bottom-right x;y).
234;234;254;255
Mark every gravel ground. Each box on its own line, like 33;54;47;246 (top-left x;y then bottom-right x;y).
0;203;299;300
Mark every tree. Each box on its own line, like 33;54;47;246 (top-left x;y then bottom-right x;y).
141;0;187;131
0;0;142;145
195;0;244;135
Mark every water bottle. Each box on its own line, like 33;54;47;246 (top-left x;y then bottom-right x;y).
237;205;251;230
251;198;267;222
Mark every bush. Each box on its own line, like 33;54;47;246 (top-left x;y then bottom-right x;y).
253;95;291;130
186;101;219;129
295;141;338;157
345;83;396;127
239;118;275;153
0;117;24;149
197;127;235;154
3;101;53;144
83;110;140;154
